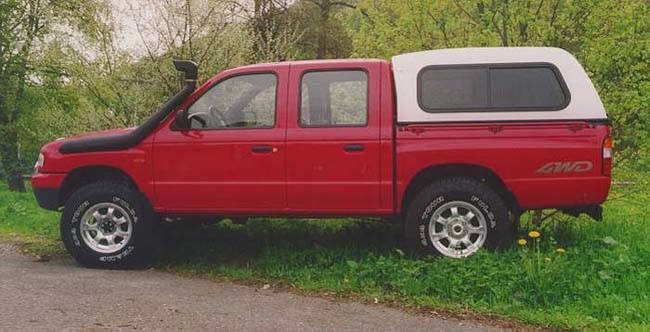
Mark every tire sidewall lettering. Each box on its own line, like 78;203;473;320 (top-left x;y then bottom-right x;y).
470;195;496;228
99;245;135;262
70;200;90;248
112;196;138;224
418;195;446;247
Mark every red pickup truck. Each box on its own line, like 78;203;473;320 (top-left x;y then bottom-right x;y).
32;47;612;267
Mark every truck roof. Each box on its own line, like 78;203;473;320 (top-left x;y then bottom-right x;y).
392;47;606;123
234;58;388;70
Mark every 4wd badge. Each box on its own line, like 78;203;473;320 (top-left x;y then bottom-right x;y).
536;161;593;174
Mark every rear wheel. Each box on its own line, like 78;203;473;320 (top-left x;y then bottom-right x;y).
61;181;154;268
405;177;512;258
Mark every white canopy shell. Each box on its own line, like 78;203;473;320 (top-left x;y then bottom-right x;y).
391;47;606;123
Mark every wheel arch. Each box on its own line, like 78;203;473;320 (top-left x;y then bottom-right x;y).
400;163;519;215
59;166;140;207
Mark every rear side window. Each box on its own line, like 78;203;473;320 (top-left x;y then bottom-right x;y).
300;70;368;127
418;64;569;112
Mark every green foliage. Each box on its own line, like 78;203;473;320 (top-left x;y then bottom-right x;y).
578;1;649;170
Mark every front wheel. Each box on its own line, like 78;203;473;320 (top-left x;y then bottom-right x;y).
61;181;155;268
405;177;512;258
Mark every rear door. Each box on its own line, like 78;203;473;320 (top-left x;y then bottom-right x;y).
286;62;382;214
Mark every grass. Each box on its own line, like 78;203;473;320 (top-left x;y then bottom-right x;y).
0;185;63;255
1;175;648;330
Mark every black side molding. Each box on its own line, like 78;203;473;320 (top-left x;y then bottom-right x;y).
59;60;198;154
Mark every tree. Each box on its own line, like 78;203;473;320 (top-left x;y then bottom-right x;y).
1;1;58;191
223;0;304;62
0;0;108;191
283;0;355;59
303;0;355;59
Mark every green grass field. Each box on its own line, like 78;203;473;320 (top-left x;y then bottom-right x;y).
1;175;648;330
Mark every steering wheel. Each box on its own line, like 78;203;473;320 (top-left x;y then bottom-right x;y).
187;112;208;128
187;106;227;128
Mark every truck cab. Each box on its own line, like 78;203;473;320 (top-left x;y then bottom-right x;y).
153;59;394;215
32;47;612;267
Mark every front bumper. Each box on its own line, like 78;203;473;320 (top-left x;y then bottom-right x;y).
33;187;60;210
31;173;66;211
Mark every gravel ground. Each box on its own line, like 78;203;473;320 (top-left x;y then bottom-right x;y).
0;243;508;331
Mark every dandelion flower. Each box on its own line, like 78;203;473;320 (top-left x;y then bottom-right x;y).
556;248;566;254
517;239;527;246
544;257;552;263
528;230;541;238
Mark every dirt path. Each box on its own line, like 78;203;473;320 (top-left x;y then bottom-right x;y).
0;244;506;331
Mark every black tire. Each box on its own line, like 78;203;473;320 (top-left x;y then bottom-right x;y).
405;177;512;258
60;181;155;268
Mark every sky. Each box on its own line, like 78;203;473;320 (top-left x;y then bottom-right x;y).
111;0;152;56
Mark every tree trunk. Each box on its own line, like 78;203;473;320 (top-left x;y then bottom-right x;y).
3;127;26;192
316;4;329;59
0;94;26;192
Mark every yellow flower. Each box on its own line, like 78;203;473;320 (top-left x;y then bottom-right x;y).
556;248;566;254
544;257;552;263
517;238;527;246
528;230;541;238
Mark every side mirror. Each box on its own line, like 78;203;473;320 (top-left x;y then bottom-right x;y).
172;110;189;130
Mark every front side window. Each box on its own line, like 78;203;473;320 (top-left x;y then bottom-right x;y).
418;64;569;112
300;70;368;127
187;73;276;129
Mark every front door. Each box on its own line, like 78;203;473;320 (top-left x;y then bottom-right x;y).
286;62;382;214
152;68;287;214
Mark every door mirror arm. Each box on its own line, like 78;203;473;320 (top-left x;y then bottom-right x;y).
172;110;190;130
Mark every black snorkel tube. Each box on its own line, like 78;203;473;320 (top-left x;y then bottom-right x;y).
59;60;198;154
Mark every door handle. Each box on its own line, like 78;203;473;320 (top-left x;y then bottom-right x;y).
251;145;274;153
343;144;364;152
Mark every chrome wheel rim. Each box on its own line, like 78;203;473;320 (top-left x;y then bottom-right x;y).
428;201;487;258
79;202;132;254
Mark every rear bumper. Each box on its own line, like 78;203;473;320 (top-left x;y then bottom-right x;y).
31;173;66;211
